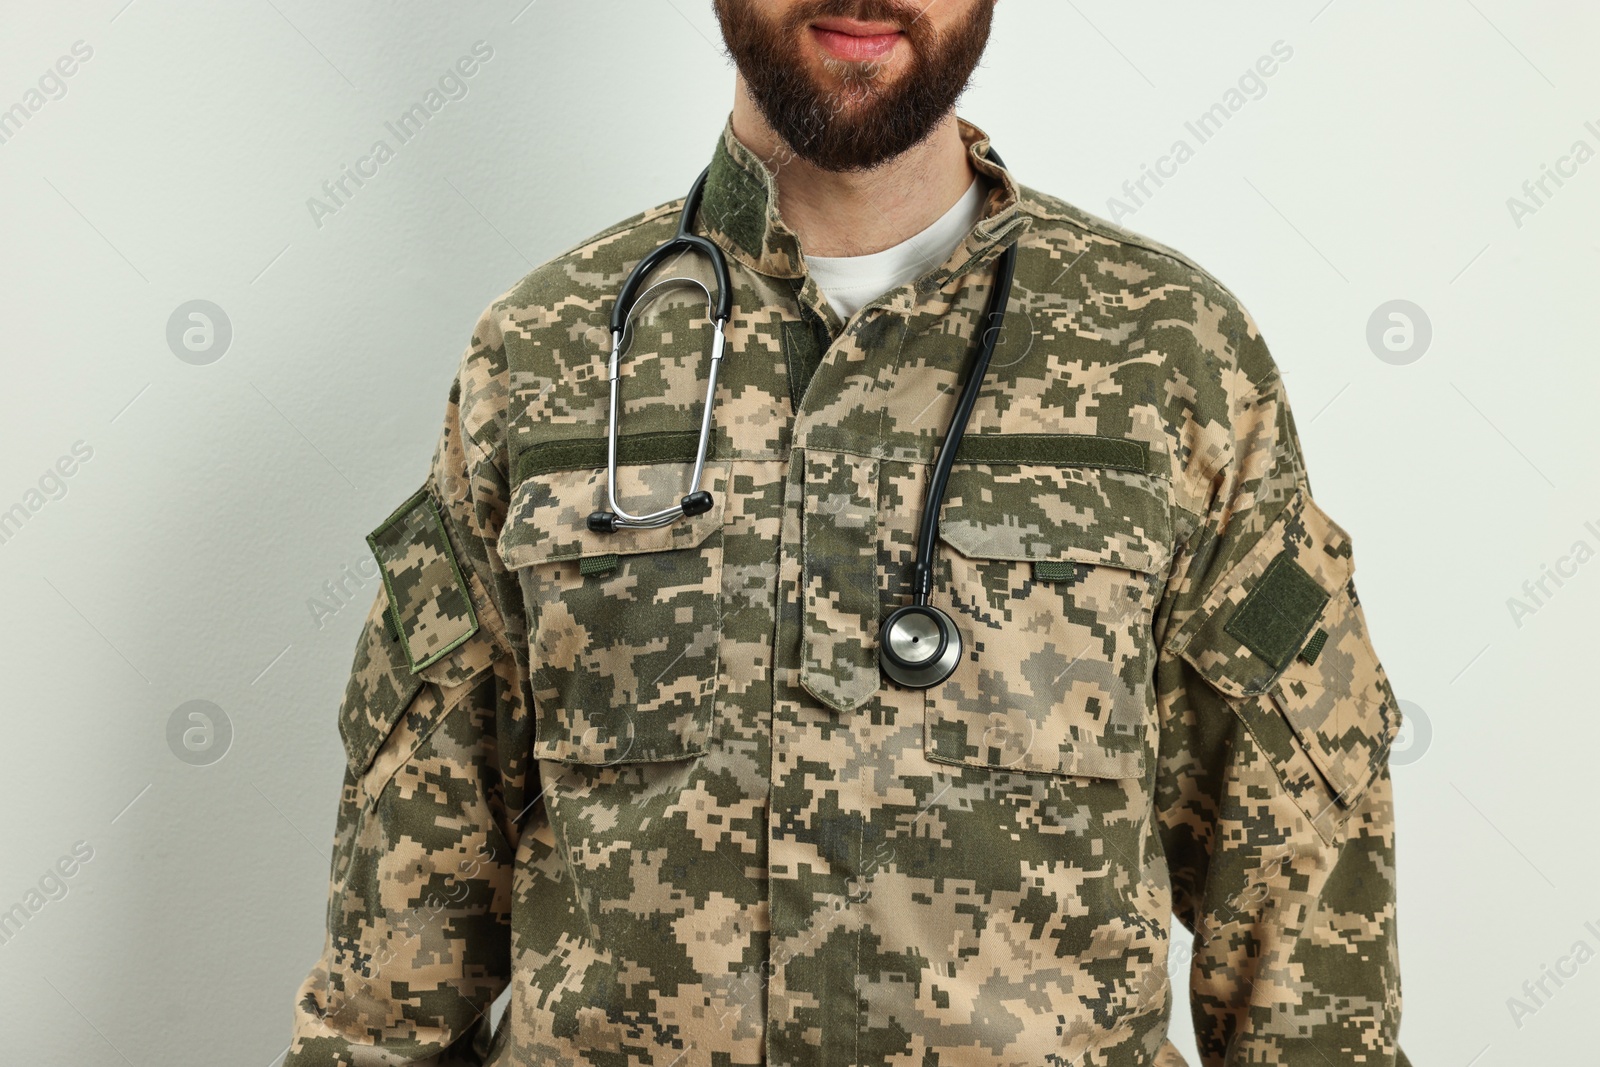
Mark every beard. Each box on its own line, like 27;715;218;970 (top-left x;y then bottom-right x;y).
713;0;997;173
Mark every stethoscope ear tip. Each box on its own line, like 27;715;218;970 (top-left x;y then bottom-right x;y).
680;491;714;517
587;511;619;534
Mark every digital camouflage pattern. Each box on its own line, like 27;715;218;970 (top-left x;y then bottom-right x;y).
287;115;1409;1066
367;488;480;672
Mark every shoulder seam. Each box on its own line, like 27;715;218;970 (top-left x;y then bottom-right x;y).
485;198;685;324
546;198;683;264
1020;199;1211;276
1014;186;1245;298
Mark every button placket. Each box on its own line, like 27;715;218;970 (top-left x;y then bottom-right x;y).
797;447;882;713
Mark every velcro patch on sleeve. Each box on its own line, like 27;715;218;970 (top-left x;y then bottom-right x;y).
366;487;479;672
1223;550;1330;672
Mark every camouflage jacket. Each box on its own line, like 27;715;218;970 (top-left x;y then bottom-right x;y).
286;115;1410;1067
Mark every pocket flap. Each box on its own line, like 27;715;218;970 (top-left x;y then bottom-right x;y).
1272;630;1398;808
338;595;492;785
498;461;729;568
344;487;495;779
1172;490;1398;822
936;463;1173;574
367;487;480;672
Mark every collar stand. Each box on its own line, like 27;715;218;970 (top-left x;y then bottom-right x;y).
696;113;1026;281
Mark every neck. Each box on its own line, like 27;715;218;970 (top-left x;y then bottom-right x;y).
729;76;977;258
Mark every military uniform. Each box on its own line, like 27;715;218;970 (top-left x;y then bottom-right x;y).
286;116;1409;1066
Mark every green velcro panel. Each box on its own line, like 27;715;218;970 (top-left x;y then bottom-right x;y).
578;553;619;577
700;134;770;260
514;430;713;483
1224;552;1331;673
366;488;479;673
1033;560;1077;582
953;433;1150;473
1299;627;1330;665
516;431;1149;482
782;318;826;409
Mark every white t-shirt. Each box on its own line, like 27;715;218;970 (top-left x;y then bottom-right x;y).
804;177;986;322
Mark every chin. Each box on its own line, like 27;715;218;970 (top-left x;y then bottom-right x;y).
812;55;904;92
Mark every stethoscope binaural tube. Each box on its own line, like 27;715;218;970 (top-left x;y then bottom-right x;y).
589;166;733;534
879;152;1020;689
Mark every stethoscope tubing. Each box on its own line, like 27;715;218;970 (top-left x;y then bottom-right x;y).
908;146;1015;605
609;168;732;336
594;145;1024;688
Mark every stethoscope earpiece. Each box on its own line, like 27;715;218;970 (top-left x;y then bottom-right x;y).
587;491;714;536
878;604;963;689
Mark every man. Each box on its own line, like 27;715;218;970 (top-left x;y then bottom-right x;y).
286;1;1411;1064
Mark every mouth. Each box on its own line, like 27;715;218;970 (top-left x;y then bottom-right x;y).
809;16;906;63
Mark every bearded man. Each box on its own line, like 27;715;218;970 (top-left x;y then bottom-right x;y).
284;3;1411;1064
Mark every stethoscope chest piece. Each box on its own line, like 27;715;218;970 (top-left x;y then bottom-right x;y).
878;604;963;689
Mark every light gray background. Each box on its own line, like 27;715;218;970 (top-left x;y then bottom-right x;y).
1;1;1594;1063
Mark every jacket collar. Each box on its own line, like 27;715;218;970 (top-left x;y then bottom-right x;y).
696;113;1032;284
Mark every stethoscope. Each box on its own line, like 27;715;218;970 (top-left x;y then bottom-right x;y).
588;148;1019;691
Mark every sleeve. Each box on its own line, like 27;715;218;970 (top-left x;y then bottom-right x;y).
285;306;539;1066
1151;307;1411;1065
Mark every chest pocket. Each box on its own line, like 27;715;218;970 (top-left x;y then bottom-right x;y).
497;459;730;765
922;463;1173;780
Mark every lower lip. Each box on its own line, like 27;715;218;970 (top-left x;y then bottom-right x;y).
810;26;904;62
